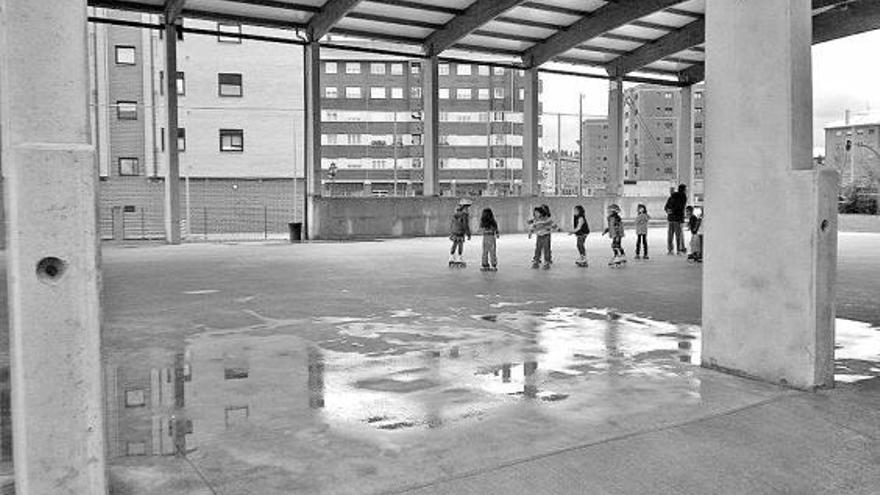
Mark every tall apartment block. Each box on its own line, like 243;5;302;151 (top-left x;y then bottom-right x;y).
89;12;305;240
581;83;706;200
320;56;537;197
824;112;880;186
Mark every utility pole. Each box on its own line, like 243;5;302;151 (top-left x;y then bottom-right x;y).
578;94;584;197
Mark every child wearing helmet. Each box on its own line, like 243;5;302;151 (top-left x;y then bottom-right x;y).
527;204;559;269
602;204;627;265
448;199;472;267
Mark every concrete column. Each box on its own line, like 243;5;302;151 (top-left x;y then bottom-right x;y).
0;0;108;493
422;57;440;196
703;0;838;389
304;42;322;238
163;21;182;244
677;85;693;196
606;78;624;196
522;68;540;196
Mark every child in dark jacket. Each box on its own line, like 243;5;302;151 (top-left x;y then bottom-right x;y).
571;205;590;266
448;199;472;266
479;208;500;271
602;204;626;265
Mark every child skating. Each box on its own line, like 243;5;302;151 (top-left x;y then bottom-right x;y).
479;208;500;272
602;204;626;267
448;199;472;268
571;205;590;267
634;203;650;260
527;205;559;269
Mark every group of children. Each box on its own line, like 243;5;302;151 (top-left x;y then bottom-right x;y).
449;199;704;270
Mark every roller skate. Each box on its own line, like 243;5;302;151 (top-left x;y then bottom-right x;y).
542;261;551;270
575;255;589;268
449;254;466;268
531;260;540;269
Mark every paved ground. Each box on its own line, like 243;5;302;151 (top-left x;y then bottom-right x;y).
2;228;880;494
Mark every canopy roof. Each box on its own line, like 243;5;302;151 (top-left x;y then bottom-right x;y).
88;0;880;84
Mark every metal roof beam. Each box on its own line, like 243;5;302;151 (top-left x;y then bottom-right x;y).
522;0;682;68
606;19;703;76
165;0;186;23
424;0;528;56
813;0;880;43
220;0;320;13
307;0;364;41
678;0;880;84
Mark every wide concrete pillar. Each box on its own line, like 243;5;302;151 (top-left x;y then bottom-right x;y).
0;0;108;493
163;20;182;244
422;57;440;196
677;85;693;195
522;68;540;196
606;78;623;196
304;42;321;238
702;0;838;389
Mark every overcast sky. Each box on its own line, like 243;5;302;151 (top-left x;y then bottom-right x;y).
541;30;880;157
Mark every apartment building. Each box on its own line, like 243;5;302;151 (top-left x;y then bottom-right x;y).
320;56;537;196
89;12;305;240
580;84;706;199
824;112;880;185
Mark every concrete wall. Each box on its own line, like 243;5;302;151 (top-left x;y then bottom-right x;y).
311;196;669;240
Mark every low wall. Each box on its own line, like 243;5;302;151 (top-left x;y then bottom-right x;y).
311;196;670;239
838;213;880;233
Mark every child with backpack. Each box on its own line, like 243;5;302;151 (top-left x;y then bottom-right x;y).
448;199;472;267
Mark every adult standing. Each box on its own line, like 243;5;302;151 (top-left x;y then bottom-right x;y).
664;184;688;254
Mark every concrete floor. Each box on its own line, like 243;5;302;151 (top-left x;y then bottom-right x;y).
4;229;880;493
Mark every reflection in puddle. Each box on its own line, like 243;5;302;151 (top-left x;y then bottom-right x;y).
0;312;876;493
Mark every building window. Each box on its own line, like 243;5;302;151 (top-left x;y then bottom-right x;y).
494;158;505;168
478;65;490;76
664;137;673;144
870;129;876;134
115;45;136;65
493;67;505;76
177;128;186;152
664;106;673;112
695;136;703;144
695;92;703;99
390;63;404;75
324;134;338;145
116;101;138;120
345;87;362;98
663;154;673;160
493;88;504;99
370;87;386;99
347;134;362;145
694;122;703;129
217;22;242;43
412;134;422;145
219;129;244;152
176;72;185;96
391;87;404;99
370;63;386;75
439;88;450;99
492;135;506;145
325;87;338;98
456;64;472;76
695;107;703;113
325;62;338;74
695;152;703;161
439;64;450;75
478;88;489;100
411;86;422;99
124;389;145;407
456;88;471;100
664;92;673;99
218;73;242;97
372;159;387;169
664;122;673;129
345;62;361;74
519;88;525;100
118;157;140;176
411;62;421;74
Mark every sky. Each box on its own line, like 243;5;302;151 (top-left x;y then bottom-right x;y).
540;30;880;157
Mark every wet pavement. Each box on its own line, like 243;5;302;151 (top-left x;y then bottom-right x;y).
2;229;880;493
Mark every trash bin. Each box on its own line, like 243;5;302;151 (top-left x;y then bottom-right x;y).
289;222;303;243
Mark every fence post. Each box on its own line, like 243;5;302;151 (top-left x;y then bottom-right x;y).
141;210;146;240
264;205;268;239
203;207;208;241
